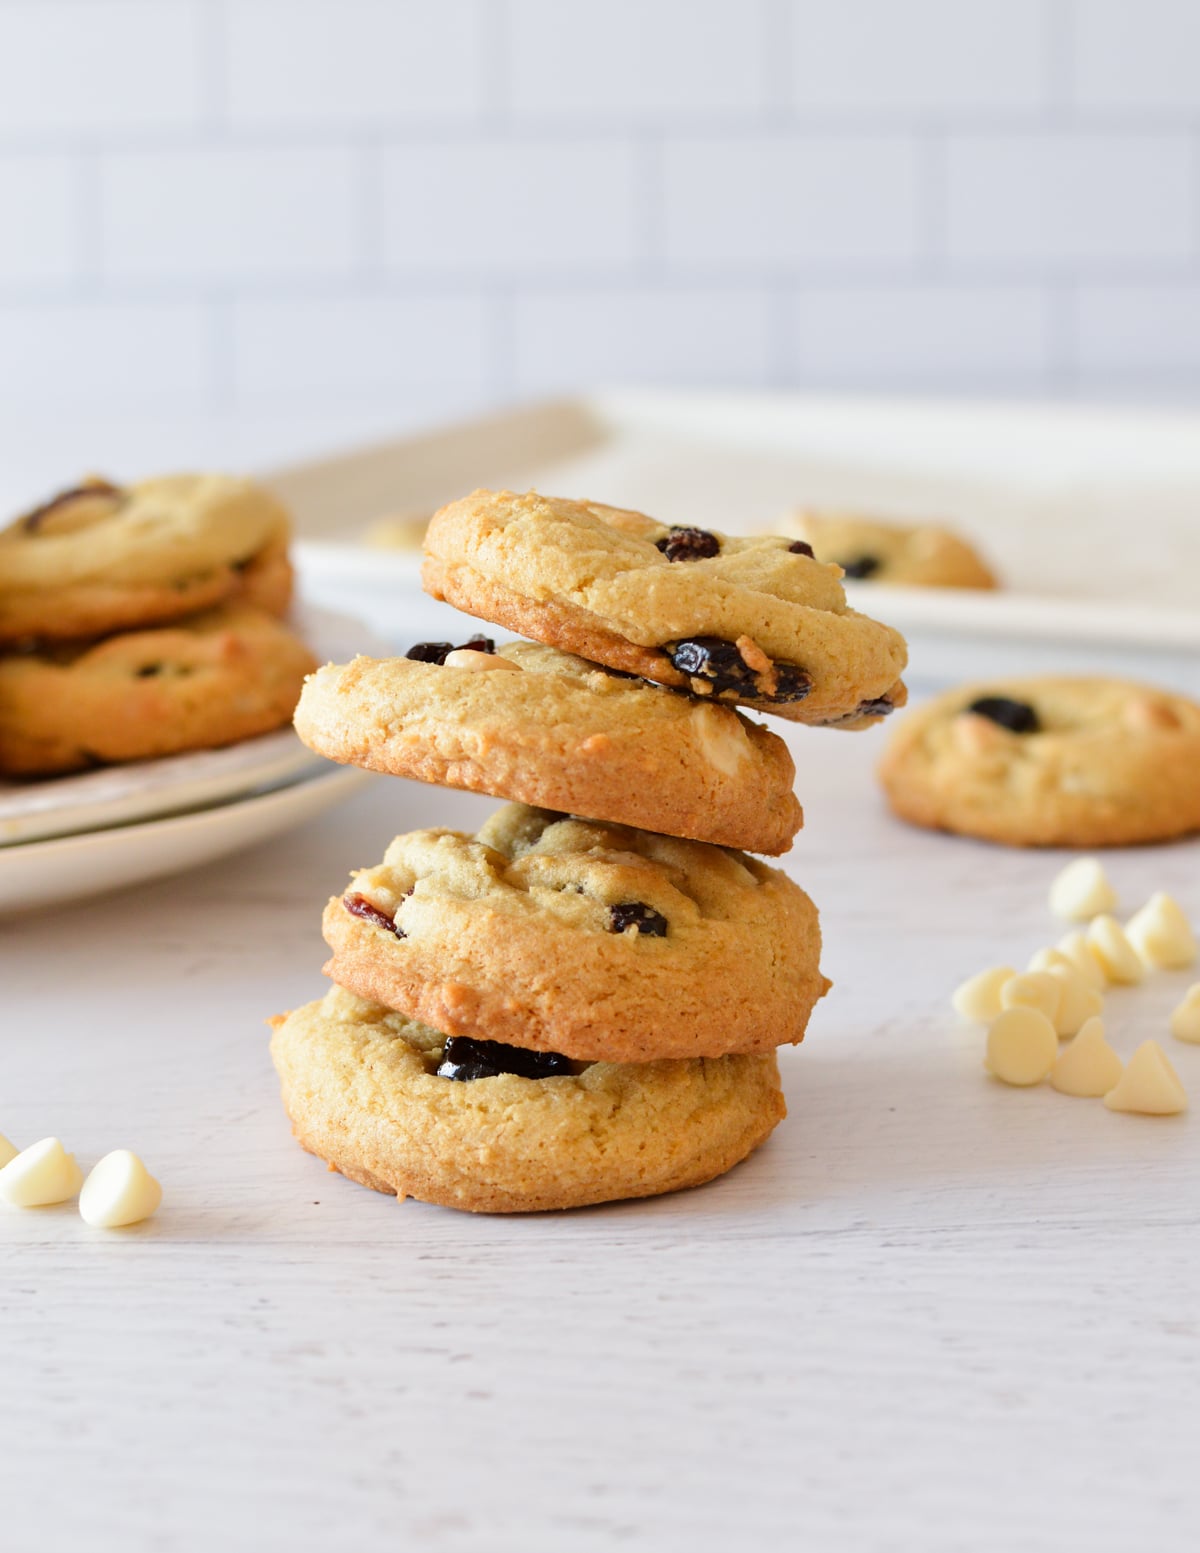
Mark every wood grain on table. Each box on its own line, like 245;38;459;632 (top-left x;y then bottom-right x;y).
3;730;1199;1553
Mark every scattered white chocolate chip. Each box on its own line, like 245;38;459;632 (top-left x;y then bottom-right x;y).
986;1006;1058;1087
1122;696;1181;733
1000;971;1062;1024
79;1150;162;1229
1054;930;1107;991
0;1133;17;1169
1028;947;1074;976
1045;965;1104;1038
690;702;751;777
1086;915;1145;985
1048;857;1117;921
1103;1040;1188;1116
1051;1017;1125;1098
952;965;1016;1024
0;1137;84;1207
1125;892;1197;970
442;648;522;673
1170;985;1200;1045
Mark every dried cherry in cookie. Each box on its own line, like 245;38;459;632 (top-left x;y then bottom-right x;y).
656;526;721;562
839;555;881;580
669;637;812;705
343;893;404;938
436;1035;572;1082
405;634;495;665
966;695;1040;734
608;902;668;937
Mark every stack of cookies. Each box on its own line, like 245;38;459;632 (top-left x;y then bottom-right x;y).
272;490;908;1214
0;474;316;777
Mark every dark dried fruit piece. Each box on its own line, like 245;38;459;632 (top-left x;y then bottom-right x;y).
437;1035;573;1082
668;636;812;704
608;902;668;937
787;539;815;557
21;479;123;535
405;634;496;665
655;526;721;562
965;696;1041;734
853;696;894;719
839;555;881;580
343;892;405;937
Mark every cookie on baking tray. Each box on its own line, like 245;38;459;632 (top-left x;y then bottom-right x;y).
878;677;1200;848
320;802;830;1063
0;473;294;644
269;986;786;1214
778;511;997;590
293;636;803;855
0;603;318;776
421;490;908;729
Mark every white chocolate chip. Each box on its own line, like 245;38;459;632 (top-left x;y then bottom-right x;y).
442;648;522;673
1086;915;1145;985
1048;857;1117;921
1051;1017;1125;1098
690;702;751;777
79;1150;162;1229
1125;892;1196;970
1028;947;1073;976
952;713;1007;757
0;1137;84;1207
1122;696;1181;733
0;1133;17;1168
1054;930;1106;991
951;965;1016;1024
985;1007;1058;1087
1103;1040;1188;1115
1045;965;1104;1038
1000;971;1062;1024
1170;985;1200;1045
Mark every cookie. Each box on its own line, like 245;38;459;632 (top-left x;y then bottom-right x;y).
0;474;293;644
321;802;830;1062
294;637;803;855
779;511;997;589
0;603;318;776
269;987;786;1214
422;490;908;728
878;677;1200;848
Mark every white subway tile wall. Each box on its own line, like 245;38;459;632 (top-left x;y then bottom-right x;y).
0;0;1197;433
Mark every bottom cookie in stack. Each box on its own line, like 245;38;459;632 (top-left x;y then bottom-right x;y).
270;987;786;1214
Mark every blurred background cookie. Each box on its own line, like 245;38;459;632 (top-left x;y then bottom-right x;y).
780;511;997;590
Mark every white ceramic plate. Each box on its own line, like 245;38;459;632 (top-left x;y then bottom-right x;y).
0;729;323;847
0;602;387;847
0;765;371;913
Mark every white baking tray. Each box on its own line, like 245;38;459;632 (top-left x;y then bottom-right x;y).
265;392;1200;692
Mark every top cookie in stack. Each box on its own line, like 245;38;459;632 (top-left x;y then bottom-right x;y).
0;474;316;776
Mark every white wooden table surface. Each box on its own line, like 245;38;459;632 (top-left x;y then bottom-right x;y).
3;726;1199;1553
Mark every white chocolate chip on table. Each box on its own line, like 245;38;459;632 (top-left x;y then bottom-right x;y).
951;966;1015;1024
1051;1018;1124;1099
1104;1042;1188;1116
1086;915;1145;986
1000;971;1062;1024
1125;893;1197;970
79;1150;162;1229
1171;986;1200;1046
0;1133;17;1169
1044;966;1103;1038
985;1007;1058;1088
0;1137;84;1207
1048;858;1118;922
1054;931;1106;991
